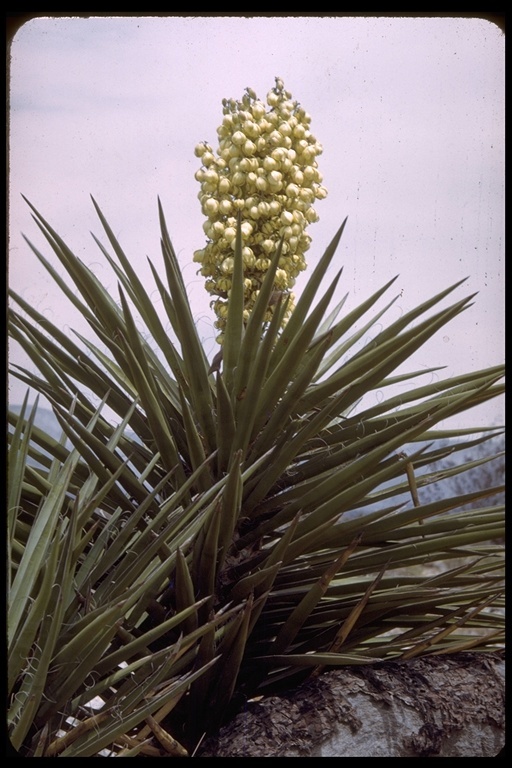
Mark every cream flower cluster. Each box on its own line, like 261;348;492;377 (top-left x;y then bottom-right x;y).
193;77;327;342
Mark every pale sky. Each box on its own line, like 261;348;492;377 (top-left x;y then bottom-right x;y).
7;14;505;429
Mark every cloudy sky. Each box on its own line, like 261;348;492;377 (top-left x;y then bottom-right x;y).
8;14;505;428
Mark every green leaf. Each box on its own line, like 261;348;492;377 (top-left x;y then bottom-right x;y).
271;537;361;655
222;213;245;392
158;199;217;451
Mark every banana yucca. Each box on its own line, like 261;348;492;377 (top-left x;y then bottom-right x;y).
8;80;504;757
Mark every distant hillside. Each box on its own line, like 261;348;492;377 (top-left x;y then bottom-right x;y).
9;403;65;440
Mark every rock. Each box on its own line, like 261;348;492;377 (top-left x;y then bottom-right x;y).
198;651;505;757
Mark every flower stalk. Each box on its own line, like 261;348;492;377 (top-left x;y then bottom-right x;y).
193;77;327;341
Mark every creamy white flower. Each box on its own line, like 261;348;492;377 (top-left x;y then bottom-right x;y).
231;130;246;146
244;139;257;156
204;169;219;185
263;156;278;172
212;221;225;237
221;257;234;274
204;198;219;216
240;221;253;238
216;177;229;192
266;90;280;107
251;101;266;119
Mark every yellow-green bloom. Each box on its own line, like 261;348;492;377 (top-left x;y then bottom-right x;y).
194;77;327;341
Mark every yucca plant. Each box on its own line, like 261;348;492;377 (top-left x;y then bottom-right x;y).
8;79;504;757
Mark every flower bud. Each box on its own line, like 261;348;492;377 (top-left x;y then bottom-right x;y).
221;257;234;274
268;130;283;146
240;221;253;238
218;177;231;194
223;226;236;243
243;139;257;156
268;170;283;186
232;130;246;146
212;221;225;238
263;156;278;172
242;120;260;138
232;171;245;187
204;169;219;185
204;198;219;216
242;247;256;266
251;101;266;119
285;183;299;198
194;142;211;157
